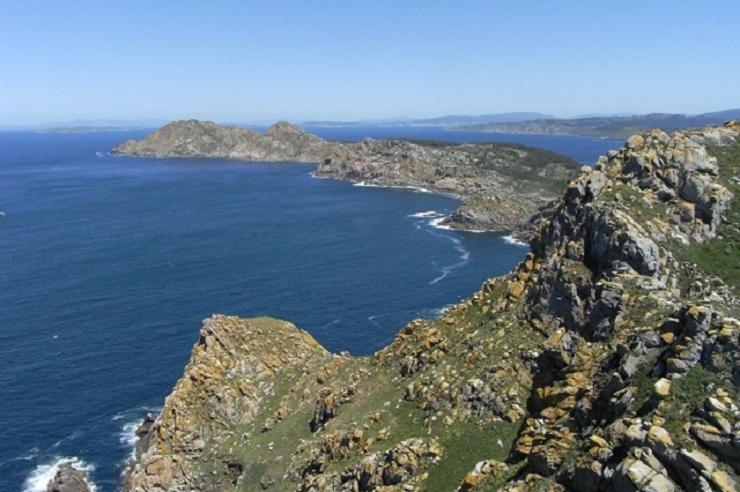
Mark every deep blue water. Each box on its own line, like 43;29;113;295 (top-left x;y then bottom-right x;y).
0;128;619;491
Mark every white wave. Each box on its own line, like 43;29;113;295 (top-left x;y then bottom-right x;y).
120;420;142;458
353;181;432;194
367;313;391;328
429;234;471;285
112;405;161;421
503;234;528;247
320;319;341;330
407;210;443;218
23;457;96;492
52;429;83;449
419;304;455;319
0;448;38;467
429;216;453;230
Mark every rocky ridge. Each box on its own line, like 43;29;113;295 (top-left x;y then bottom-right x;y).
123;122;739;491
113;120;581;235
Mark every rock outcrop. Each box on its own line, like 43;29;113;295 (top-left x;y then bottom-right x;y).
45;462;92;492
114;120;581;235
123;122;740;491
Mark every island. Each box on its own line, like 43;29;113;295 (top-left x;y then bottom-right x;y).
113;120;582;236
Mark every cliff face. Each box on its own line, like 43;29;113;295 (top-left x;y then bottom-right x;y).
124;122;738;491
113;120;581;235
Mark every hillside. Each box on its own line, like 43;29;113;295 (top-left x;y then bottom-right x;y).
458;110;740;139
113;120;581;235
116;122;739;491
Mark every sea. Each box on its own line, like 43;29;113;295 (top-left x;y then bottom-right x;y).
0;127;620;491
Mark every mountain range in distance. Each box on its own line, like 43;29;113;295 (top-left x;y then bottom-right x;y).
303;109;740;139
456;108;740;139
19;108;740;139
301;112;554;127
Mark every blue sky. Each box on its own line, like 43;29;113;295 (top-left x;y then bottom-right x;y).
1;0;738;125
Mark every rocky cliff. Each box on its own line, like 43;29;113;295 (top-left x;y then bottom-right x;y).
123;122;739;491
113;120;581;235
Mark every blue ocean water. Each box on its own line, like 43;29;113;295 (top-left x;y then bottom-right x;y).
0;128;620;491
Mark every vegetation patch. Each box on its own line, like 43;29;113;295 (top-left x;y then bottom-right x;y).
669;142;739;292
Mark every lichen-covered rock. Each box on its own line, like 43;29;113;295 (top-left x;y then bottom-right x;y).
123;316;332;491
117;123;740;492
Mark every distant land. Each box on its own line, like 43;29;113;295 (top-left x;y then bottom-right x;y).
113;120;581;235
302;112;554;127
13;109;740;137
455;108;740;138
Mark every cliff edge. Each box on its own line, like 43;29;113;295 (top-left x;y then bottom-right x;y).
125;122;739;491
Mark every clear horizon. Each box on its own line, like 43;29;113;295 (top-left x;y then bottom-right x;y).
1;0;739;126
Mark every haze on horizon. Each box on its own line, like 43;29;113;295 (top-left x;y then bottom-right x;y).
1;0;739;126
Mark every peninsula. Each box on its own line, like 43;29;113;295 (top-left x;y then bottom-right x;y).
113;120;582;235
116;122;739;491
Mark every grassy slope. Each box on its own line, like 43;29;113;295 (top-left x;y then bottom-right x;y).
670;141;740;292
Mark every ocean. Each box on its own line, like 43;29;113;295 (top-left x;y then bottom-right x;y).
0;128;620;491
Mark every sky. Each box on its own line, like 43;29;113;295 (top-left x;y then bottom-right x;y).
1;0;739;126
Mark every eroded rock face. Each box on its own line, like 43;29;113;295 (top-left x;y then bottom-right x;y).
123;316;332;491
119;122;740;492
114;120;581;234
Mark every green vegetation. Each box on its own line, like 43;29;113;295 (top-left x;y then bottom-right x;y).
662;366;726;447
401;139;581;194
669;142;740;292
425;420;522;492
602;181;666;221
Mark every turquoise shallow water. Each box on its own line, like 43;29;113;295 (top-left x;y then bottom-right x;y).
0;128;619;491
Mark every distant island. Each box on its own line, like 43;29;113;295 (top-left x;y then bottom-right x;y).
454;109;740;139
113;120;582;236
302;112;554;128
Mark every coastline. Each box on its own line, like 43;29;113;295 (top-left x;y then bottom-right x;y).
309;170;531;239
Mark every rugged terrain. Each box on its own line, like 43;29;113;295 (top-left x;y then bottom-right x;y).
457;110;740;139
109;121;740;491
113;120;581;235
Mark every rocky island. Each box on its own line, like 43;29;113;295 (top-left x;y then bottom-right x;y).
113;120;581;236
112;122;739;491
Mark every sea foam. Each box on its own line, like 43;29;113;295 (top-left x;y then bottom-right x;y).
407;210;443;218
23;457;96;492
503;234;528;247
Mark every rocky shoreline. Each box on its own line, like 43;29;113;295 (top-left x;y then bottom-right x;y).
113;120;582;237
109;122;740;491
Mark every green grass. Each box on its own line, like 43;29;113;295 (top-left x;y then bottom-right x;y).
630;355;661;415
602;181;666;221
662;366;726;447
669;142;740;292
424;420;522;492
